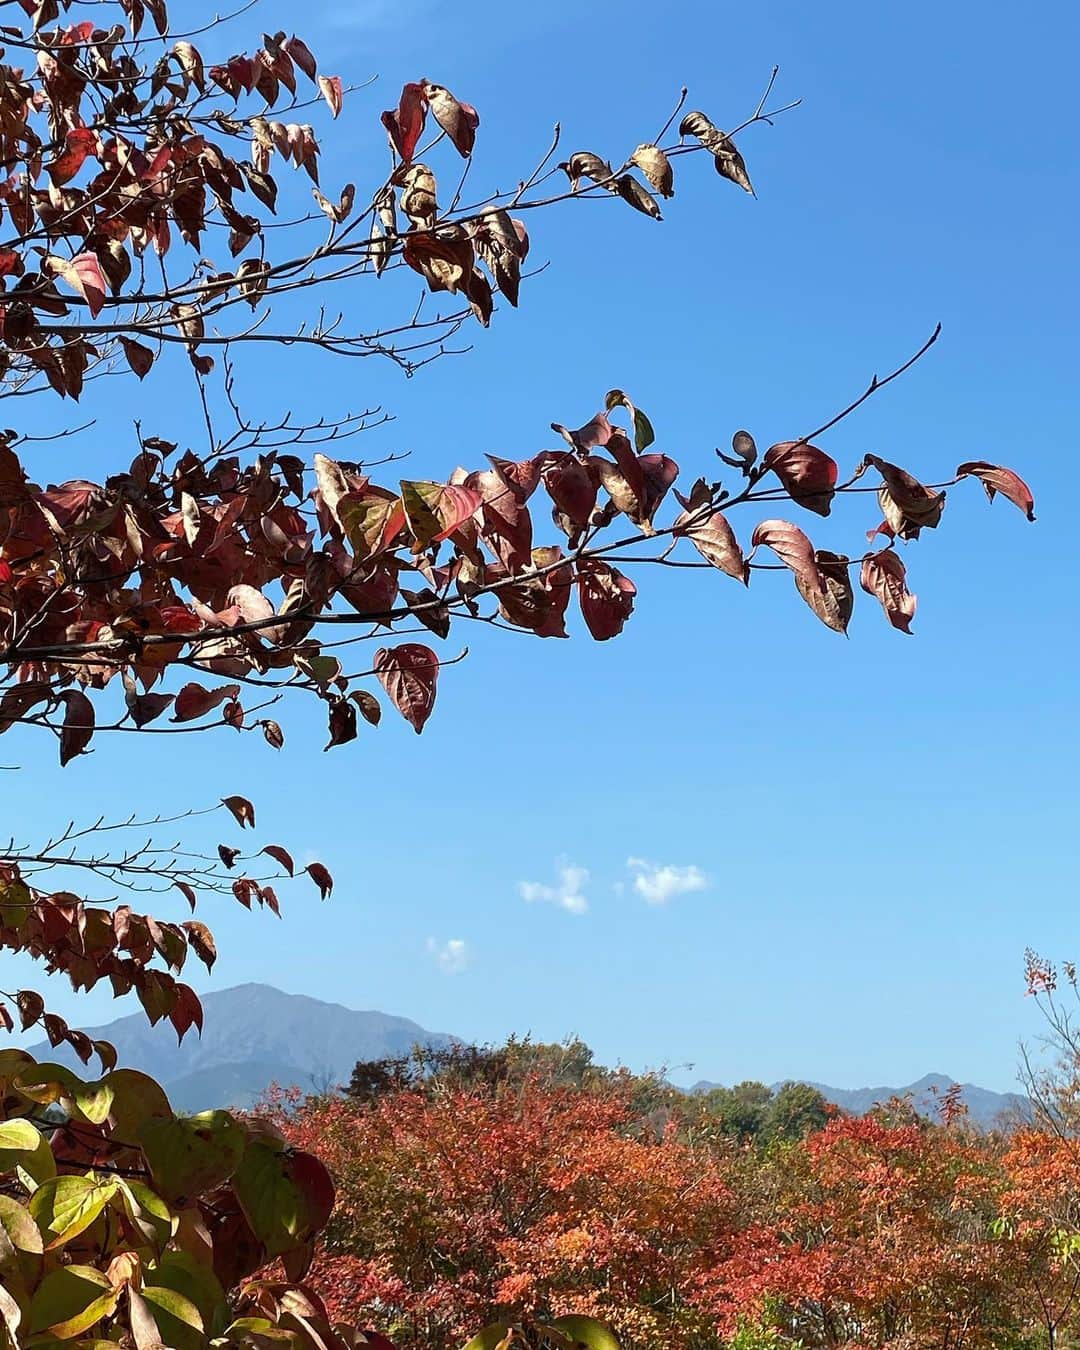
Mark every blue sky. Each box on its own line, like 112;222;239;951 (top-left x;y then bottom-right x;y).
4;0;1076;1093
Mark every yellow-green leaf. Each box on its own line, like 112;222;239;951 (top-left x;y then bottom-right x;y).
29;1176;116;1251
28;1265;118;1339
139;1110;245;1205
0;1117;43;1170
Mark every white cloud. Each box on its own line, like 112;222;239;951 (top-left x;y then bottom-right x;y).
518;861;589;915
426;937;470;975
626;857;708;906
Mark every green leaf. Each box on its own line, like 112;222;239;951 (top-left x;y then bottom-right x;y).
221;1316;302;1345
0;873;32;926
139;1284;204;1350
0;1192;44;1291
29;1176;116;1251
15;1122;57;1191
105;1068;173;1140
69;1077;115;1127
233;1142;335;1257
28;1265;118;1339
548;1317;621;1350
603;388;655;453
462;1324;514;1350
12;1062;81;1108
114;1178;174;1250
139;1110;245;1205
0;1117;43;1169
147;1248;227;1333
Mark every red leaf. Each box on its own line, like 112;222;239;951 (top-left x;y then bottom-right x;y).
168;983;203;1042
47;127;97;186
119;336;154;379
182;921;217;971
318;74;343;118
400;481;481;547
762;441;839;517
374;643;439;733
47;252;107;318
59;690;94;765
16;989;44;1031
864;454;945;539
861;548;917;633
261;845;295;876
172;682;241;722
956;461;1035;521
673;507;748;581
752;519;851;633
543;453;598;535
174;881;198;912
577;560;636;640
222;795;256;829
261;719;285;749
305;862;334;898
285;36;318;80
381;82;427;161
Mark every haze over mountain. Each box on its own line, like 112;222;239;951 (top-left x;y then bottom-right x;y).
29;984;1028;1125
27;983;454;1111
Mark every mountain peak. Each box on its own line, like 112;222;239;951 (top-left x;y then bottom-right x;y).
28;983;453;1112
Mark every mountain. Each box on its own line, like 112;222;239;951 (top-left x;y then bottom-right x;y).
27;983;454;1112
691;1072;1030;1131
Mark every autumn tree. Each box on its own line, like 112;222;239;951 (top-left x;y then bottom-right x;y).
266;1073;733;1350
0;0;1039;1346
697;1113;1016;1350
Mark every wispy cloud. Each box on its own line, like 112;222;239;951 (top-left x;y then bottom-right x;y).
626;858;708;906
426;937;470;974
518;861;589;915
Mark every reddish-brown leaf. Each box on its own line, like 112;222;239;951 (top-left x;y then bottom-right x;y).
59;690;95;766
119;336;154;379
673;507;748;582
577;560;636;640
956;461;1036;520
261;845;295;876
762;441;839;516
861;548;917;633
222;795;256;829
374;643;439;733
16;989;44;1031
381;82;427;161
172;682;241;722
182;921;217;971
305;862;334;898
422;81;479;157
865;454;945;539
169;983;204;1042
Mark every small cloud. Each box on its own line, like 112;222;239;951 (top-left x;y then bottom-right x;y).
626;857;708;906
518;861;589;915
427;937;470;975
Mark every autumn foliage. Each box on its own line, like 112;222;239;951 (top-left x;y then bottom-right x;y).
0;0;1042;1347
259;1060;1080;1350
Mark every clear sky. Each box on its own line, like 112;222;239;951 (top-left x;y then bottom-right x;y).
4;0;1077;1093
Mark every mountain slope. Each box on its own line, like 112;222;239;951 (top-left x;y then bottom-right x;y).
28;983;453;1111
692;1072;1029;1130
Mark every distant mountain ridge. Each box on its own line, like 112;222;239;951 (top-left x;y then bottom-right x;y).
691;1072;1030;1131
28;984;1028;1125
27;983;454;1111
